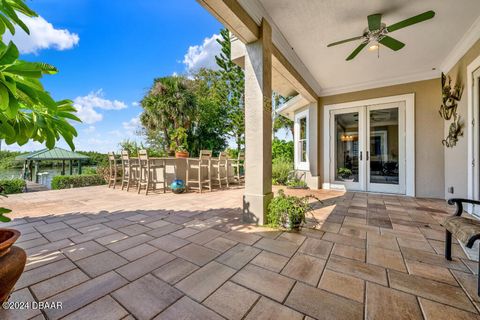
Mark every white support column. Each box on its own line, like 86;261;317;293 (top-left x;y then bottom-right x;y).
243;19;272;225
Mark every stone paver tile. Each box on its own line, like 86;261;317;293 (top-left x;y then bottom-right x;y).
144;218;170;229
117;224;152;236
285;282;363;320
62;295;128;320
16;258;76;289
367;246;407;272
320;221;342;233
43;227;81;242
367;232;399;251
171;227;200;239
44;271;128;320
107;234;154;252
323;232;366;249
187;228;224;245
173;243;220;266
381;229;426;241
250;251;289;272
339;226;367;239
113;274;182;320
166;215;195;225
298;238;333;259
176;261;236;301
318;269;364;303
95;232;128;245
31;269;90;300
16;237;49;250
147;223;184;237
389;270;476;312
216;243;260;269
223;230;261;245
232;264;295;302
451;270;480;305
118;243;158;261
299;227;325;239
26;239;74;256
204;237;237;252
103;219;135;229
419;298;480;320
429;239;468;259
277;231;306;245
77;223;112;234
153;258;199;284
76;250;128;277
244;296;303;320
149;234;190;252
70;227;117;244
25;251;66;272
253;237;299;257
62;240;107;261
331;243;365;262
204;281;259;320
116;249;176;281
125;213;148;221
397;237;436;253
326;255;388;285
0;288;41;320
154;296;224;320
366;282;423;320
281;253;326;286
405;260;458;286
400;247;469;272
35;221;69;233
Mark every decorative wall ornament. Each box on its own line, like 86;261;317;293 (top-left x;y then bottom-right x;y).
439;73;464;148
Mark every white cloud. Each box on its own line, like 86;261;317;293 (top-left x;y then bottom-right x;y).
83;125;96;134
74;90;127;124
5;13;79;54
183;34;221;72
132;102;140;107
122;115;141;136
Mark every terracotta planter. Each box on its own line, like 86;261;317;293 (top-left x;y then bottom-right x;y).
175;151;189;158
0;229;26;304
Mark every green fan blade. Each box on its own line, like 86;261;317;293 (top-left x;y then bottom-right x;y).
327;36;363;47
379;36;405;51
387;10;435;32
346;43;367;61
367;13;382;31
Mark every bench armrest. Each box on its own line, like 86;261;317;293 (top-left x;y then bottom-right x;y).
447;198;480;216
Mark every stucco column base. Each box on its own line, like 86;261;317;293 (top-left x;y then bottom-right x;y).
243;192;273;225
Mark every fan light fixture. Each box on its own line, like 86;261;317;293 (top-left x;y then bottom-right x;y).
368;44;379;51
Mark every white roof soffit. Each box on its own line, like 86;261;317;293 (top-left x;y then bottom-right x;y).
277;94;310;120
239;0;480;97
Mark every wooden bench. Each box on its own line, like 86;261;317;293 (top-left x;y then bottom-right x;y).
444;198;480;295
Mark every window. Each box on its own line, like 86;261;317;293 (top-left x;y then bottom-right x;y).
295;110;309;170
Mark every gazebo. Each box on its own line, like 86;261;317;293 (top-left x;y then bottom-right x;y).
15;147;90;182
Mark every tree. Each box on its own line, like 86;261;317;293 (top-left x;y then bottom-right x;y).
0;0;80;150
272;93;294;138
215;28;245;152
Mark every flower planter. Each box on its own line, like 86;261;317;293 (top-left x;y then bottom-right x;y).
0;228;26;304
175;151;189;158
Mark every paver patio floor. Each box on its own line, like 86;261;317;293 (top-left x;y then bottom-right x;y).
1;185;480;319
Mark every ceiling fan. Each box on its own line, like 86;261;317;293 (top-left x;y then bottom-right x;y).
327;10;435;61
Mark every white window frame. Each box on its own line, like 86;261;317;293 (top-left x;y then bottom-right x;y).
294;109;309;171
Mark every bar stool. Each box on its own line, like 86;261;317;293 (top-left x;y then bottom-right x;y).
137;150;166;195
186;150;212;192
230;151;245;183
120;150;140;191
212;151;229;189
108;152;121;188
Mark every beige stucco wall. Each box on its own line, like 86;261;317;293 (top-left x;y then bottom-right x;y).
318;79;444;199
445;39;480;199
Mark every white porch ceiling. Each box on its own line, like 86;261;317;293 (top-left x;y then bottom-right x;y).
242;0;480;96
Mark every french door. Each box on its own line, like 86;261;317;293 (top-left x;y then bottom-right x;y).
330;102;406;194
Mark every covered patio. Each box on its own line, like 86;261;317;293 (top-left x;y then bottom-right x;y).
1;186;478;319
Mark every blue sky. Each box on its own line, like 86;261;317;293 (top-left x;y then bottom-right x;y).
5;0;223;152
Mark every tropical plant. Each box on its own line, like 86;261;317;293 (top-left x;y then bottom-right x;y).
272;158;293;185
286;179;308;189
337;167;352;179
169;127;188;152
0;1;80;150
215;28;245;152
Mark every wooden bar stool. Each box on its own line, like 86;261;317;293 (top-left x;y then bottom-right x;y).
120;150;140;191
107;152;121;188
137;150;166;195
186;150;212;193
212;151;229;189
230;151;245;183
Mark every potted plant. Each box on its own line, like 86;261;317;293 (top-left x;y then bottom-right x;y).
170;128;189;158
0;189;27;304
338;167;354;182
267;189;321;231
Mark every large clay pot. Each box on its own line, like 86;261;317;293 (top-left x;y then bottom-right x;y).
0;229;26;304
175;151;189;158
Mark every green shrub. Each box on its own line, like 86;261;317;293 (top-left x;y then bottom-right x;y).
272;138;293;161
286;179;308;188
51;174;106;190
0;178;26;194
272;158;293;185
81;167;97;175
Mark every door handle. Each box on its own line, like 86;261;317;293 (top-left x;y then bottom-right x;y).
367;151;369;161
360;151;362;161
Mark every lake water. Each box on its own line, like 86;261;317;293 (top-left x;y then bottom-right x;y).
0;167;95;189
